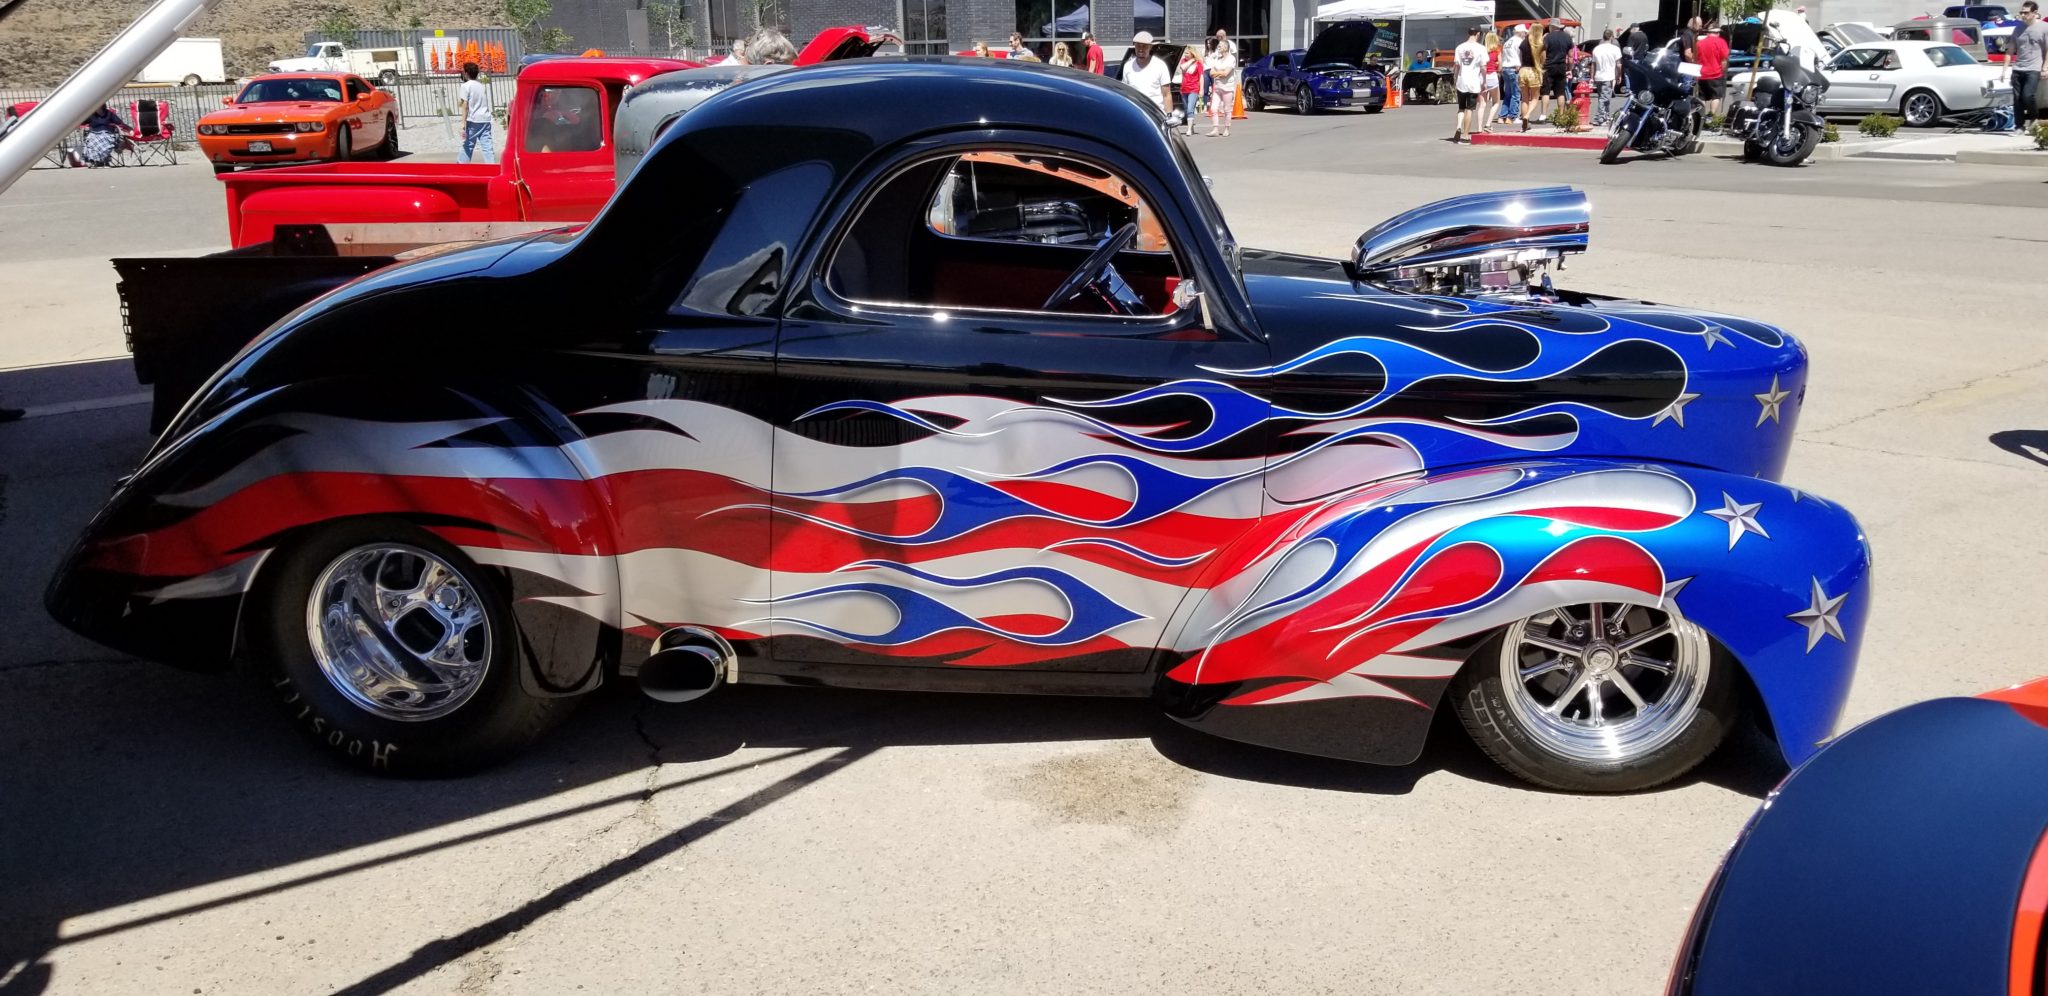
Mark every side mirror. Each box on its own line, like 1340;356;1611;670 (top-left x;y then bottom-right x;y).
1172;278;1212;328
221;96;235;105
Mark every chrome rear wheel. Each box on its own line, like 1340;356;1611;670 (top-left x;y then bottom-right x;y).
306;543;493;722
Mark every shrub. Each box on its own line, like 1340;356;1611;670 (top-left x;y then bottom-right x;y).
2032;122;2048;151
1858;113;1901;137
1821;122;1840;143
1551;101;1581;132
1706;112;1725;130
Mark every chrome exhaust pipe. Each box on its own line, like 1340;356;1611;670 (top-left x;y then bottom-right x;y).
633;626;735;703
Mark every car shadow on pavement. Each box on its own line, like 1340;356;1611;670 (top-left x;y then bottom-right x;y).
1989;429;2048;467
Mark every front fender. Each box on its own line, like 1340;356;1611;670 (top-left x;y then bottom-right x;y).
45;378;623;697
1156;460;1870;767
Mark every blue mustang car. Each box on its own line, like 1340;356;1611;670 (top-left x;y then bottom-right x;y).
1245;20;1389;114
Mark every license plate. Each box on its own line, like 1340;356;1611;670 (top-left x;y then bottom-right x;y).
247;141;272;152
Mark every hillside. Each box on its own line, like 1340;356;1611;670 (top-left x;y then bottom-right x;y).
0;0;514;87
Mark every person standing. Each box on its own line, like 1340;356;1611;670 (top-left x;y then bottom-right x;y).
1083;31;1105;73
1498;22;1523;125
2010;1;2048;128
1696;18;1730;116
1625;22;1649;62
1176;44;1205;133
745;27;797;64
1453;26;1487;142
1680;15;1701;64
1536;18;1571;123
1592;28;1622;126
1205;37;1239;136
1049;41;1075;67
1122;32;1175;115
1480;31;1502;131
972;40;991;57
456;62;495;166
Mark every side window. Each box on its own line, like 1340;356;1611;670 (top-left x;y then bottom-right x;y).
346;78;369;100
826;151;1184;318
524;85;604;153
1830;49;1883;70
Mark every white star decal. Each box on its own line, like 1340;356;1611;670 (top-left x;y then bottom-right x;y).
1787;577;1848;652
1754;374;1791;427
1652;391;1700;429
1704;492;1769;550
1702;327;1733;350
1661;576;1693;607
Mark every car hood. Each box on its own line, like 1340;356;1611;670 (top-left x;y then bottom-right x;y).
1304;20;1379;69
206;102;343;123
1236;249;1807;481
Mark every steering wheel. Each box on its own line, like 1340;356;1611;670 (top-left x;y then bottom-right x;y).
1042;223;1140;314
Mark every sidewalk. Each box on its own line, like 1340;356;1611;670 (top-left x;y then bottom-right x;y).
1471;122;2047;165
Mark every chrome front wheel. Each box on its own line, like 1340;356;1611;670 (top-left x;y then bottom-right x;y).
1498;602;1709;764
306;543;493;722
1450;600;1736;792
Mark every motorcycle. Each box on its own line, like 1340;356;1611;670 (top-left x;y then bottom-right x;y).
1600;40;1704;164
1723;52;1830;167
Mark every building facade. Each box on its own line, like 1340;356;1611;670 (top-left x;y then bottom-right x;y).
542;0;1323;64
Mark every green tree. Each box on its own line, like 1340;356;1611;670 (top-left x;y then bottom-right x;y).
647;0;697;52
505;0;563;49
317;5;362;38
1716;0;1776;22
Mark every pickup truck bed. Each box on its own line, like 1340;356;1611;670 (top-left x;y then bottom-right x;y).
223;163;508;247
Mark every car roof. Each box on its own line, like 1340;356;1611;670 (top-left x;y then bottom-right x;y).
515;57;699;85
1845;39;1957;49
244;72;354;81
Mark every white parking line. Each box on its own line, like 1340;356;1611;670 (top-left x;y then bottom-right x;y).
16;392;153;419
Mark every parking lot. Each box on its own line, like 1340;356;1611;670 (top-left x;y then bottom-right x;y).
4;101;2048;995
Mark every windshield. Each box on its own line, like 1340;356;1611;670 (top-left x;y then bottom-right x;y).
1164;128;1239;272
1927;44;1978;65
238;78;343;102
305;44;329;58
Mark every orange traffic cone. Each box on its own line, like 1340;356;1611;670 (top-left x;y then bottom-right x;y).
1232;85;1246;119
1388;81;1401;108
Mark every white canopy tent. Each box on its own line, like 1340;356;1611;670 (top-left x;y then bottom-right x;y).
1314;0;1493;20
1310;0;1492;76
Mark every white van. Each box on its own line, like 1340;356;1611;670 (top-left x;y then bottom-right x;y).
136;37;227;86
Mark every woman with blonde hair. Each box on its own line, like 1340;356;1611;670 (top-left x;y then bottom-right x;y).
972;40;991;57
1049;41;1074;66
1175;43;1204;134
1480;31;1502;131
1204;37;1239;137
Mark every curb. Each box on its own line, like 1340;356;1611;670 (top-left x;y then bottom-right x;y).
1697;138;1858;161
1467;131;1606;150
1955;149;2048;166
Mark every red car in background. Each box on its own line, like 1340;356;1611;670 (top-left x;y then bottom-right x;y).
196;73;397;173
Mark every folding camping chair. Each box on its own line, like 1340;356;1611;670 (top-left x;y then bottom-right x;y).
122;99;177;165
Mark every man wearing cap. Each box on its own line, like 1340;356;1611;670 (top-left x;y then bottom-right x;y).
1122;32;1175;114
1536;18;1572;123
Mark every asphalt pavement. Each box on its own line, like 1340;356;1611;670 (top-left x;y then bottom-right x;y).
3;102;2047;996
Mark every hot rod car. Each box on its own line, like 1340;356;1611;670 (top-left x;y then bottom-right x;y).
49;59;1871;789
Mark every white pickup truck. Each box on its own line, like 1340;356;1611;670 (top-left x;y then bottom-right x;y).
267;41;418;85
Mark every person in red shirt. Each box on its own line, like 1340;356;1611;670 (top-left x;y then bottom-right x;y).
1696;18;1731;115
1083;31;1105;73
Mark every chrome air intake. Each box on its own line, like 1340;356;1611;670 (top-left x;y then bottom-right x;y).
1352;186;1590;296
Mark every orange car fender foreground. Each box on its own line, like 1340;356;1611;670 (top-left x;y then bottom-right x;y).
1982;675;2048;728
2016;827;2048;996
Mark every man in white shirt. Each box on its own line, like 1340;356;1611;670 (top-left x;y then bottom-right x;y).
456;61;495;165
1452;26;1487;142
1591;28;1622;126
1121;31;1174;115
1498;22;1523;124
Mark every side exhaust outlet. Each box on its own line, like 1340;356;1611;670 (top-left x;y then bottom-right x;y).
633;626;736;703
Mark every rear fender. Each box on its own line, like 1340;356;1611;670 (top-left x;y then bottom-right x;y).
1155;460;1870;767
236;185;463;247
45;379;622;696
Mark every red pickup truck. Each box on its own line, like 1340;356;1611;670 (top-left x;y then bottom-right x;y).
222;57;695;247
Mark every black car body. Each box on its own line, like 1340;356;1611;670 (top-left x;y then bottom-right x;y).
48;59;1870;784
1245;21;1389;113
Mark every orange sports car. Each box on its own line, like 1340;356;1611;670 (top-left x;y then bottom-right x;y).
196;72;399;173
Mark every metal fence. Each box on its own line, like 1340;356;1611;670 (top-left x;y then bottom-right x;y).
3;82;239;148
303;27;528;73
1;73;520;155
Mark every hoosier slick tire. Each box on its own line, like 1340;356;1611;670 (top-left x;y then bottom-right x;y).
252;518;575;777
